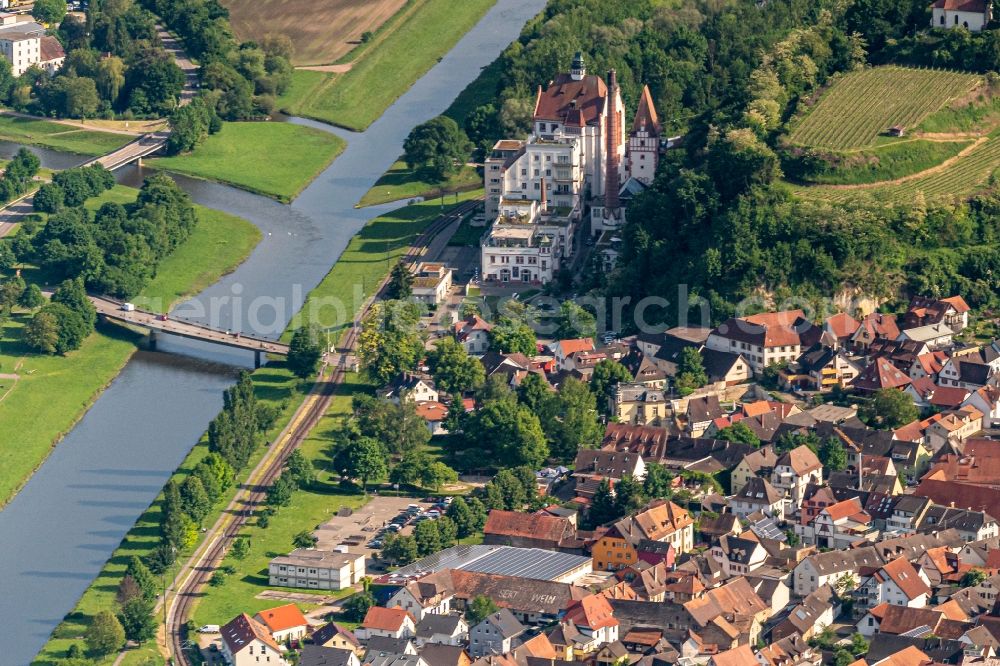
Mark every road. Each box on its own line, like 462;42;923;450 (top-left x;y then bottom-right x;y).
162;199;480;665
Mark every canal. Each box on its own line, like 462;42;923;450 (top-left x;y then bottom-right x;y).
0;1;548;662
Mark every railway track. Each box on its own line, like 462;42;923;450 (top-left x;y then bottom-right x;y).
165;197;481;664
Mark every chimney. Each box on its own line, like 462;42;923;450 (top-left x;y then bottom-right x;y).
604;69;621;212
540;176;547;211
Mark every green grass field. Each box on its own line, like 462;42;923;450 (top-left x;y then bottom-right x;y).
287;190;483;340
794;139;972;185
32;364;305;666
276;0;496;130
148;122;345;202
919;93;1000;134
789;67;981;149
358;160;480;207
0;186;260;509
0;115;132;156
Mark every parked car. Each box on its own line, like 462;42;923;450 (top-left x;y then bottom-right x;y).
198;624;220;634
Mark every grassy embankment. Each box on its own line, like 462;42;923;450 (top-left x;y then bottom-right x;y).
276;0;496;131
148;122;345;202
793;139;972;185
0;115;133;155
0;184;260;510
35;193;480;663
358;160;480;207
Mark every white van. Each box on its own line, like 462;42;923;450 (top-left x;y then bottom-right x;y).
197;624;220;634
122;303;136;312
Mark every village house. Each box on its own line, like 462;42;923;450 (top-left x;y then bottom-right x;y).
312;623;363;653
612;383;668;426
551;338;595;372
683;577;772;647
730;446;778;495
410;263;453;306
387;577;455;622
793;547;883;596
378;373;439;404
850;313;901;352
564;595;620;653
903;295;971;332
0;14;65;76
254;603;310;644
897;323;955;350
685;395;723;435
592;500;694;571
453;315;493;355
709;533;768;576
770;445;823;510
299;646;362;666
782;344;863;391
771;585;839;642
931;0;992;31
220;613;290;666
705;310;823;375
731;476;784;520
824;312;861;348
468;610;525;658
357;607;417;641
796;497;877;549
572;449;646;497
855;556;932;611
851;358;912;393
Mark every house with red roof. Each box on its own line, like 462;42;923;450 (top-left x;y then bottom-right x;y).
851;358;912;393
356;607;416;641
453;315;493;355
483;509;580;552
796;497;875;549
856;557;931;611
564;594;619;652
824;312;861;347
221;613;289;666
850;313;900;352
931;1;991;32
552;338;596;372
904;294;971;331
254;603;309;644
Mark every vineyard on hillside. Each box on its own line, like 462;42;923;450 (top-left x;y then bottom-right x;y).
789;133;1000;204
788;66;981;150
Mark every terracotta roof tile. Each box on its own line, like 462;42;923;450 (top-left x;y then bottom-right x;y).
362;607;413;632
256;603;308;632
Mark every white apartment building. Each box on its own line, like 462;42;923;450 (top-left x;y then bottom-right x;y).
481;199;565;284
268;548;366;591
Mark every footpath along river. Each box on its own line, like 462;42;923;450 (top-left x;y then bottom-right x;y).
0;1;548;662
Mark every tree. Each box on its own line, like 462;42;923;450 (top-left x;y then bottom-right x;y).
833;649;855;666
556;301;597;339
288;324;323;379
266;471;295;507
414;519;441;556
18;283;44;310
549;377;602;460
437;515;458;548
422;461;458;491
336;437;387;491
428;336;485;395
380;533;418;565
23;309;59;354
39;303;90;353
614;475;645;516
716;422;761;447
464;394;548;468
357;301;423;384
850;633;870;657
32;0;66;25
343;591;375;622
446;496;476;538
117;597;157;644
125;556;157;601
489;316;536;356
403;115;472;181
387;261;413;300
819;436;848;473
588;479;619;527
33;183;64;213
84;610;124;657
116;575;142;606
96;55;125;103
590;359;632;414
466;595;499;624
643;463;674;499
285;449;316;488
52;277;96;327
180;475;210;525
860;388;918;429
962;568;987;588
675;347;708;395
230;535;250;560
293;530;318;549
353;395;430;455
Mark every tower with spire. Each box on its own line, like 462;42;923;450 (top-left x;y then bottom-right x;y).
626;85;662;185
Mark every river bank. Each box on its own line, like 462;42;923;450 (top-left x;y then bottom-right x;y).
0;186;260;508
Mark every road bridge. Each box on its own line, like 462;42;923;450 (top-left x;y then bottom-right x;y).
91;296;289;368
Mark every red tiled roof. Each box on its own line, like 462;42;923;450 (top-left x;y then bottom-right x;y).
826;312;861;339
632;85;661;134
484;509;572;543
715;310;817;348
941;295;971;313
39;35;65;63
565;594;618;630
415;400;447;422
880;557;931;601
555;338;595;356
851;359;911;391
533;74;609;127
255;603;308;632
362;606;412;632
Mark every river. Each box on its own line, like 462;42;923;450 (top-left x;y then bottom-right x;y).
0;1;547;662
